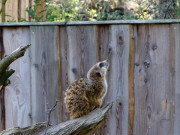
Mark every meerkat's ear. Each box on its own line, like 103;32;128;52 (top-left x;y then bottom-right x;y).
96;72;101;77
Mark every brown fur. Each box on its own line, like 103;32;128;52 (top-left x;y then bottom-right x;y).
64;60;109;119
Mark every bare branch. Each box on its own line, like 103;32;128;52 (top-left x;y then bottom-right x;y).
0;103;113;135
0;44;31;74
0;44;31;86
44;100;58;135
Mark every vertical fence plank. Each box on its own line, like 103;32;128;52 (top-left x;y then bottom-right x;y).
66;26;98;82
58;26;69;122
3;27;31;129
58;26;98;122
4;0;12;21
128;25;135;135
30;26;60;125
98;25;129;135
0;27;4;131
96;25;111;135
5;0;18;22
169;24;175;135
0;88;4;131
2;0;31;22
133;24;174;135
111;25;129;135
98;25;110;61
173;24;180;135
21;0;30;21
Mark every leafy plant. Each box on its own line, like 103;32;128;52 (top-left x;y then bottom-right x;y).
46;0;90;21
26;0;46;21
24;0;180;21
135;0;178;19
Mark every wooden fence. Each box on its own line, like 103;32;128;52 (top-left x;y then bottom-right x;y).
0;20;180;135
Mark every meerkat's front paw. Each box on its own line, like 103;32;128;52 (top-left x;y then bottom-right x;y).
93;106;97;110
96;100;103;108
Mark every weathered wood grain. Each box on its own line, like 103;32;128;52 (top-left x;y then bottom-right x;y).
21;0;30;21
3;27;31;129
99;25;129;135
133;24;174;135
128;25;135;135
173;24;180;135
0;23;180;134
30;26;60;125
66;26;98;82
98;25;110;61
169;24;175;135
59;25;98;123
2;0;31;22
0;89;4;131
58;26;69;122
95;25;111;135
95;25;130;135
0;44;30;131
0;27;4;130
5;0;18;22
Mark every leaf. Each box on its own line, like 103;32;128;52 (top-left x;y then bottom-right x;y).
19;18;26;22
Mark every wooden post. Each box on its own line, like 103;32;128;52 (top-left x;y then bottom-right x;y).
35;0;46;21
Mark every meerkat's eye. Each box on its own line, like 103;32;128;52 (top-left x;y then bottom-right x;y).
96;72;101;77
99;63;104;68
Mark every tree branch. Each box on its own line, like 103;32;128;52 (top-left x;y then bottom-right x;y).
44;100;58;135
0;44;31;87
0;103;113;135
0;44;112;135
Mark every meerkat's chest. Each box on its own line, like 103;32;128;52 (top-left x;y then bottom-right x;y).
95;79;108;98
103;79;108;96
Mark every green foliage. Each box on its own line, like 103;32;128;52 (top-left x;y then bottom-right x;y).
45;0;128;21
46;0;85;21
135;0;178;19
44;0;179;21
3;0;180;22
19;18;27;22
26;0;46;21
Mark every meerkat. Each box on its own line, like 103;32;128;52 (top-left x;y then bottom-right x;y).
64;60;109;119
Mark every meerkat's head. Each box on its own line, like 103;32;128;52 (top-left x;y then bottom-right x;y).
87;60;109;81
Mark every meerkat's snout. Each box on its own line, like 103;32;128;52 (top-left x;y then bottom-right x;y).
99;60;109;69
